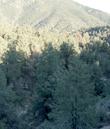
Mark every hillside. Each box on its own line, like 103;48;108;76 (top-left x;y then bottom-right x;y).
0;25;110;58
0;25;110;129
0;0;110;32
1;1;110;129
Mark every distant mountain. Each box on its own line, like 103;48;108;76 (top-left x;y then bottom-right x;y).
0;0;110;32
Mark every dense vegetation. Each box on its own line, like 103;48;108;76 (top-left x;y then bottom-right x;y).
0;25;110;129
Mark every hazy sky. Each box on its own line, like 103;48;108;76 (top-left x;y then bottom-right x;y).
74;0;110;13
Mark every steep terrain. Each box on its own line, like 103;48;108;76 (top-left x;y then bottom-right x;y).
0;0;110;32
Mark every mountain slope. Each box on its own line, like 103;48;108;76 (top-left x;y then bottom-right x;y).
0;0;110;32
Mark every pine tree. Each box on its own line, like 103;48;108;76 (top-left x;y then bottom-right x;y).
2;43;25;85
30;43;60;127
49;49;97;129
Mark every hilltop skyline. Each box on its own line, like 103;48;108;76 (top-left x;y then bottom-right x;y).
0;0;110;32
74;0;110;13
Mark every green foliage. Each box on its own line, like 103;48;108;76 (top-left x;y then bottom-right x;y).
2;43;25;83
50;55;96;129
80;42;110;97
0;35;110;129
36;43;59;97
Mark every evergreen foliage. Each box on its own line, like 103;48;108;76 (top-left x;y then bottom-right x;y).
0;27;110;128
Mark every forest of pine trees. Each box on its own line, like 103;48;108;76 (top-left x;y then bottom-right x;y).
0;26;110;129
0;39;110;129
